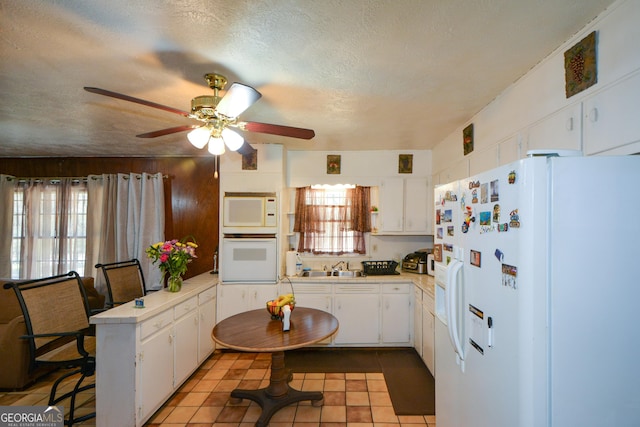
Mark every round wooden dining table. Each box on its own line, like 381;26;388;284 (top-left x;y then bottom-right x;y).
211;307;339;427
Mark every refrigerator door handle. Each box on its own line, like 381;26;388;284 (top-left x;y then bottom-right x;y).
447;259;465;362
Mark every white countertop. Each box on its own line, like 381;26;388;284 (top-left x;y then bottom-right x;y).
89;272;218;325
285;271;434;298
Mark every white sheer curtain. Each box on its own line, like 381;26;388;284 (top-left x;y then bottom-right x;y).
0;175;14;277
86;173;165;294
3;177;87;279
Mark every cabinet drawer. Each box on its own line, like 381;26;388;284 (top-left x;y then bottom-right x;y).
198;287;216;305
382;283;411;293
294;283;332;293
175;296;198;319
140;310;173;340
335;284;379;293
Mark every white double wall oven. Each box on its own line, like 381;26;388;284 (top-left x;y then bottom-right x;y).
220;192;279;284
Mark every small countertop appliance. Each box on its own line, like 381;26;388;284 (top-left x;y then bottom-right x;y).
402;249;434;275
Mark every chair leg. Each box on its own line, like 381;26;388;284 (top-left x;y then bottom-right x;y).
48;369;96;427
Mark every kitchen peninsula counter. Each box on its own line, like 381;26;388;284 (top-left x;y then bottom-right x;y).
90;272;218;427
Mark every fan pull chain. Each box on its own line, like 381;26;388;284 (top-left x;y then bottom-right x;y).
214;155;219;179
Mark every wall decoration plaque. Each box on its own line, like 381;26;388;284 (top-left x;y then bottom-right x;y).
242;150;257;170
327;154;341;174
463;123;474;155
564;31;597;98
399;154;413;173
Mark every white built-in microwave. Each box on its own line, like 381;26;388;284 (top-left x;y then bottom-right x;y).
223;192;277;234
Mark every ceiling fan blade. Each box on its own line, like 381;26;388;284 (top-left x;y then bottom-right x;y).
215;83;262;118
240;121;315;140
236;141;257;157
136;125;200;138
84;87;191;117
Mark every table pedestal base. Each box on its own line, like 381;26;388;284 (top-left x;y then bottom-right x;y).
229;351;324;427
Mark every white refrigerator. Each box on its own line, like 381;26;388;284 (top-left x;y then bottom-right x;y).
433;153;640;427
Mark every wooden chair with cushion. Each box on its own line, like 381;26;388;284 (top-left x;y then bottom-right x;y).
95;258;146;308
3;271;96;426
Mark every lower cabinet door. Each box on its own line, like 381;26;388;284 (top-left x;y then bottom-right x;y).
422;307;435;376
334;294;379;344
381;293;411;344
139;327;174;422
198;298;216;362
174;310;199;386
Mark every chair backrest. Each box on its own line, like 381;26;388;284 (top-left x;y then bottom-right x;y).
95;259;146;307
3;271;91;361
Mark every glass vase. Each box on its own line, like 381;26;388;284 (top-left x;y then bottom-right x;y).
167;274;183;292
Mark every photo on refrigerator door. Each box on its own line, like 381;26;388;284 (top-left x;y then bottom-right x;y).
501;264;517;289
490;179;499;202
470;250;481;267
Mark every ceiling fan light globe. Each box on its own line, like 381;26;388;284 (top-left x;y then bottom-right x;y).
215;83;262;118
208;137;226;155
187;127;211;149
222;128;244;151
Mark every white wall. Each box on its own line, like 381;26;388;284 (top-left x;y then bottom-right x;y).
287;149;432;187
432;0;640;184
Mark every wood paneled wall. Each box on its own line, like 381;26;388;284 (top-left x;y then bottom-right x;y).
0;157;219;278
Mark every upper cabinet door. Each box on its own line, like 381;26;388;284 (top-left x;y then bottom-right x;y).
379;178;404;233
583;72;640;155
404;178;431;234
378;178;432;235
527;103;583;154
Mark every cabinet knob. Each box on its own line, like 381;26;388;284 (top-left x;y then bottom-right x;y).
588;107;598;123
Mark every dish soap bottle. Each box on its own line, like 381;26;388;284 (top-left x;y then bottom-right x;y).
295;254;303;276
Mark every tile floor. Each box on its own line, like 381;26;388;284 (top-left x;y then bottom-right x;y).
0;350;437;426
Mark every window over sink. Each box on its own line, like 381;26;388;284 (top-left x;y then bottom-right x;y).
293;184;371;255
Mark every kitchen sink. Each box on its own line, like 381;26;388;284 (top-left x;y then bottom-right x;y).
301;270;332;277
300;270;365;277
332;270;364;277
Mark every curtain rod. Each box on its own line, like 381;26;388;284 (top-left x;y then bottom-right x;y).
5;174;168;183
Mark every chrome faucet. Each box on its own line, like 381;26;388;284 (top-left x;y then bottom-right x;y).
331;260;347;271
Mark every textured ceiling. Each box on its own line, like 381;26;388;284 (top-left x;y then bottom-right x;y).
0;0;614;157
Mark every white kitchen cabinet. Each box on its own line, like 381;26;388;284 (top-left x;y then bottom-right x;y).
379;178;404;232
527;103;582;154
292;283;333;345
381;283;412;344
422;291;435;376
197;287;216;362
292;283;332;312
174;297;199;386
216;283;278;322
138;314;174;422
334;284;379;344
583;71;640;155
379;178;431;235
413;287;423;357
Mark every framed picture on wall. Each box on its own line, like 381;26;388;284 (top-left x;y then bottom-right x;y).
399;154;413;173
327;155;341;174
565;31;597;98
242;150;257;170
463;123;474;155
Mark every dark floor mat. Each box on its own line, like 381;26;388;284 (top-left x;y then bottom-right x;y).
285;347;435;415
378;349;435;415
285;348;382;372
